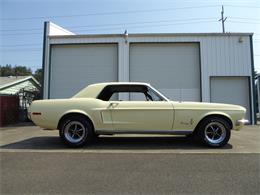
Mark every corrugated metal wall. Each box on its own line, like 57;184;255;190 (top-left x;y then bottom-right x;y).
48;34;252;101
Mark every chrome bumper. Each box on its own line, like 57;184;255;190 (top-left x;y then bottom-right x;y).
236;119;250;126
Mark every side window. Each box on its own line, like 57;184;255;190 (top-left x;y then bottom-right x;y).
97;85;165;101
129;92;147;101
110;92;147;101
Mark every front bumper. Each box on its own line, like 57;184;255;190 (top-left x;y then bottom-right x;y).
236;119;250;126
233;119;249;130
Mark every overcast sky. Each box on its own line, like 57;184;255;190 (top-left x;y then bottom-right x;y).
0;0;259;73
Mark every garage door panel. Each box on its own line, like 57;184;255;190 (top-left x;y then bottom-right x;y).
130;43;200;101
210;76;251;121
161;89;200;102
50;44;118;98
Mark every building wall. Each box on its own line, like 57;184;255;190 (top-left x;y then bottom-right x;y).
43;33;255;123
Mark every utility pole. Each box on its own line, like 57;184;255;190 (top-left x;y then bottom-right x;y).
219;5;227;33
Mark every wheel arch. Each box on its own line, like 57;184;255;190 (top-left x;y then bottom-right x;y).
57;110;95;131
194;112;233;134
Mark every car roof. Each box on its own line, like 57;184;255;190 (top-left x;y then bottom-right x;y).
73;82;150;98
89;82;150;87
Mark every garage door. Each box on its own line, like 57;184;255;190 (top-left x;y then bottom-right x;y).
129;43;201;101
210;76;251;121
49;44;118;98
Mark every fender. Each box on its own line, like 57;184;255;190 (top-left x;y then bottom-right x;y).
60;109;96;128
197;111;234;128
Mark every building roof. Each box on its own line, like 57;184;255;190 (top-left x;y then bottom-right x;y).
0;76;41;94
0;76;29;88
49;32;254;39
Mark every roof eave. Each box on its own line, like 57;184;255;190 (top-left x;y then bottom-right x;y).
49;32;254;39
0;76;41;91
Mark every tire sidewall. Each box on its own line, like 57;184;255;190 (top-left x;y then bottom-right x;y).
59;116;93;147
198;117;231;147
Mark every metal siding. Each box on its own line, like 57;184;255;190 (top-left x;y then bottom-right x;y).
210;76;251;121
49;44;118;98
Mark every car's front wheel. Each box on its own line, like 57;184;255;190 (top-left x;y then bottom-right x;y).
197;117;231;147
59;116;93;147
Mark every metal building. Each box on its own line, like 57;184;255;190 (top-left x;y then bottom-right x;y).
42;22;256;124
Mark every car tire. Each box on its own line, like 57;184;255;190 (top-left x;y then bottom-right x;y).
59;116;94;148
197;117;231;147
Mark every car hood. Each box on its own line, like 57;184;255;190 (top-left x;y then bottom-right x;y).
170;101;246;111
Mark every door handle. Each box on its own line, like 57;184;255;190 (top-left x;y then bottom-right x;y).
109;102;119;108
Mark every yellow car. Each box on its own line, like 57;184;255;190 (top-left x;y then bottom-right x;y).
29;82;248;148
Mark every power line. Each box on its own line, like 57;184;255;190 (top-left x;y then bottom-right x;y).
69;17;218;30
225;5;260;9
230;17;260;21
0;48;42;50
1;20;218;36
1;49;41;52
1;4;258;22
0;17;217;33
1;32;42;36
228;20;260;24
0;60;41;63
75;20;218;33
0;43;41;47
0;28;42;32
0;5;220;20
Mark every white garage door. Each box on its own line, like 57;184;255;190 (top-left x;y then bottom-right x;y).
129;43;201;101
210;76;251;121
49;44;118;98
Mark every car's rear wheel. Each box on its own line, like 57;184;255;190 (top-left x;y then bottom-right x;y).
197;117;231;147
59;116;93;147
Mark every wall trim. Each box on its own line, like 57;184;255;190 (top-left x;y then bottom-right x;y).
249;35;256;124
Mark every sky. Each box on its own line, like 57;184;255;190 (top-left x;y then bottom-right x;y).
0;0;259;73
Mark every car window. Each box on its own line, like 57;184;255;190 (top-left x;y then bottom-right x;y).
147;87;164;101
97;84;166;101
110;92;148;101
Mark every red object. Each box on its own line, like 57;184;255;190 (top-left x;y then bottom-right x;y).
0;95;19;127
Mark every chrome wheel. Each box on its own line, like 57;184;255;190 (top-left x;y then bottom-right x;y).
204;122;226;144
64;121;87;143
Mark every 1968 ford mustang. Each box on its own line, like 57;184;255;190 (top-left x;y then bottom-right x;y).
29;82;248;148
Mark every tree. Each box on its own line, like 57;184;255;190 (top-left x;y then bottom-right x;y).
0;64;32;76
14;66;32;76
0;64;13;76
33;68;43;84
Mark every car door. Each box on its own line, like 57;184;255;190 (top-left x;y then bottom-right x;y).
109;101;174;131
